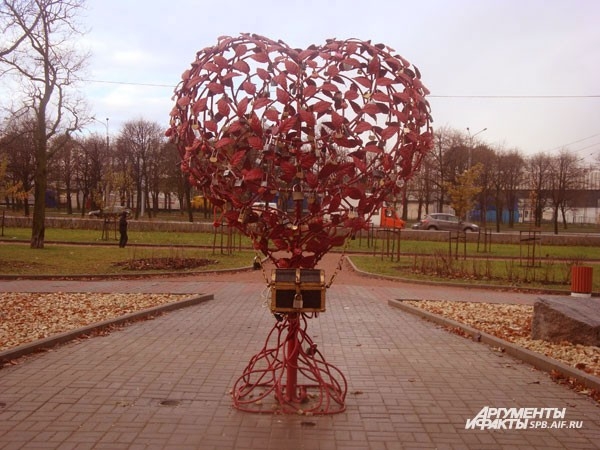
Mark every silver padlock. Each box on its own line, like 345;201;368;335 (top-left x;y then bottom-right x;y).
293;292;303;309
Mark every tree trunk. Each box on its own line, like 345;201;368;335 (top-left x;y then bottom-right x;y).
31;133;47;248
535;199;543;228
135;182;142;219
184;179;193;222
417;198;423;221
481;204;487;228
202;197;210;219
178;193;185;216
66;188;73;215
553;206;559;235
495;202;502;233
152;191;159;216
80;192;86;217
560;205;569;229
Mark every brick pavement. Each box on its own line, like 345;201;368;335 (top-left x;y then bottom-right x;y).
0;254;599;449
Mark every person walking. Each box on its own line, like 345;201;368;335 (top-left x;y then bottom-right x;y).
118;211;128;248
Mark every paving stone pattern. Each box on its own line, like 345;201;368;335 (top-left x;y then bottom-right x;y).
0;255;599;449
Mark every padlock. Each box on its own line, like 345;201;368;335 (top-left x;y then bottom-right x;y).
293;293;303;309
292;184;304;201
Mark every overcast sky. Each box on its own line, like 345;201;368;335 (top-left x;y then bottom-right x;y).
80;0;599;161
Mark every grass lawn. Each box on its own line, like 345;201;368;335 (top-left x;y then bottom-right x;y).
0;226;252;247
1;225;598;292
0;243;256;276
350;254;600;292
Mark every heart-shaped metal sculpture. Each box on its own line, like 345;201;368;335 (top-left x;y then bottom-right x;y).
167;34;433;268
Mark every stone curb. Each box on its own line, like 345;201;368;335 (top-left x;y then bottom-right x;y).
388;299;600;392
0;293;214;366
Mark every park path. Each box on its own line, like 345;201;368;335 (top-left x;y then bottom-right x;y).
2;253;598;449
0;252;542;305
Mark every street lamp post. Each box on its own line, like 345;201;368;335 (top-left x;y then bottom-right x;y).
467;127;487;169
93;117;110;206
466;127;487;168
104;118;111;207
92;117;109;146
104;117;109;153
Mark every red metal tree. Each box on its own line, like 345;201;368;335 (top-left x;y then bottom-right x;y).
168;34;432;414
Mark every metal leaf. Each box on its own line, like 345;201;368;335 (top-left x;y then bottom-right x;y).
207;82;224;94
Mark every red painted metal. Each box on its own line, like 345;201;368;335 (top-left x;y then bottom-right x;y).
168;34;432;414
571;266;593;296
285;314;300;403
232;312;347;414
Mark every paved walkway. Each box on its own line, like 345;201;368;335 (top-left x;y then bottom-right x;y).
0;255;598;449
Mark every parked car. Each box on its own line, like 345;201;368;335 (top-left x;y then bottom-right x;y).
411;213;479;232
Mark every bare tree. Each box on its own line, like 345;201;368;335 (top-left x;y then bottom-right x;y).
48;133;78;213
418;127;496;220
117;119;164;219
0;0;41;58
145;139;179;217
526;153;553;227
548;149;583;234
428;127;463;212
500;149;524;227
111;137;134;210
72;134;105;215
160;140;187;215
0;140;30;209
490;149;524;231
0;115;36;214
471;144;495;227
0;0;89;248
406;153;434;221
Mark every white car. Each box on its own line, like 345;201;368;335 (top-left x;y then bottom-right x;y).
411;213;479;232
